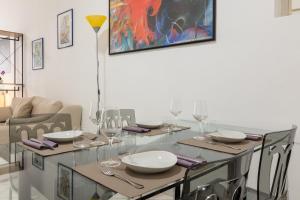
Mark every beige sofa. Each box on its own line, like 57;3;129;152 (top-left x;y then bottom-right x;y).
0;96;82;145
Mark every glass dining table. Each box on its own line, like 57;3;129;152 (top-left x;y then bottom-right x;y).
11;121;268;200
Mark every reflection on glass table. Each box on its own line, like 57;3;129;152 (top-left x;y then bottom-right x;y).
12;121;270;200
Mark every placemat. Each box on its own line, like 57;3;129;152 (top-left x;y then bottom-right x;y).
145;125;190;136
178;138;262;155
74;162;186;199
18;133;108;157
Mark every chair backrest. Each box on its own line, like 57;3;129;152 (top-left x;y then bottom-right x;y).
120;109;136;127
257;125;297;200
101;109;136;128
181;149;254;200
9;113;72;143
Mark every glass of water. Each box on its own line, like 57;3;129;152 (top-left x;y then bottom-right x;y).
73;130;90;149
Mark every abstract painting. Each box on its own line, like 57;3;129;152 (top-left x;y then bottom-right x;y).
32;38;44;70
57;163;73;200
57;9;73;49
109;0;216;54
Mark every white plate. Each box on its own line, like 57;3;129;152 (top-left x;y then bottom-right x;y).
208;130;246;143
43;130;82;142
121;151;177;174
136;121;163;129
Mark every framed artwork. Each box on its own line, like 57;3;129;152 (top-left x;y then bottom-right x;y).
32;153;44;170
109;0;216;55
57;163;73;200
32;38;44;70
57;9;73;49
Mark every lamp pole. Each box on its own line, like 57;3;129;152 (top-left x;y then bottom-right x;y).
86;15;107;137
95;31;102;136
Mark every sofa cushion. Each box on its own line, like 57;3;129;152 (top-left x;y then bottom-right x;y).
11;97;31;111
0;107;12;122
32;96;63;115
12;97;33;118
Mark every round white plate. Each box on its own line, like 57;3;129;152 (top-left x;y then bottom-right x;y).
208;130;246;143
43;130;82;142
136;121;163;129
121;151;177;174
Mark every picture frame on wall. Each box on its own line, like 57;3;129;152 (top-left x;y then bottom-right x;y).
57;9;73;49
32;38;44;70
109;0;216;55
57;163;73;200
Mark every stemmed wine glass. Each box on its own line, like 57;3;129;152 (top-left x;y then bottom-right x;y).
193;100;208;134
169;98;182;131
89;102;106;146
100;107;122;168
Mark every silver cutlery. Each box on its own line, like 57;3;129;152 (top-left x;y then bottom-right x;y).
206;141;242;150
101;167;144;189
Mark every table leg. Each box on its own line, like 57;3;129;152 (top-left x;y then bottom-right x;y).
175;185;181;200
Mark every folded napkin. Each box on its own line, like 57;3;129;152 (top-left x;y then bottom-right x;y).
22;139;45;150
22;138;58;150
176;154;207;169
246;134;263;141
122;126;151;133
42;139;58;148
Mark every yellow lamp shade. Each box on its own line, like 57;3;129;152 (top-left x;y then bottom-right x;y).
86;15;107;32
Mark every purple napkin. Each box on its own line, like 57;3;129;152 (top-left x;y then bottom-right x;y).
22;139;45;150
30;138;58;149
23;138;58;150
176;154;207;168
122;126;151;133
42;139;58;148
246;134;263;141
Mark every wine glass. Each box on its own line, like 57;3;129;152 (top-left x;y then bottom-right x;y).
193;100;208;134
100;107;122;168
89;102;106;146
73;129;90;149
169;98;182;131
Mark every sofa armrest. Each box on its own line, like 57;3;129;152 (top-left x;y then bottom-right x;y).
58;105;82;130
8;114;54;125
0;107;12;122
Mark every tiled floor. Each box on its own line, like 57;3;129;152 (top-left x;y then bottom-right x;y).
0;173;18;200
0;172;48;200
0;157;7;165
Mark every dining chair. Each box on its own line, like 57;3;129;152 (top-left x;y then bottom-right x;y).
120;109;136;127
181;148;254;200
102;109;136;128
8;113;72;163
246;125;297;200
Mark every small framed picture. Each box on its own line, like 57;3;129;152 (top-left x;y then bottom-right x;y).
32;38;44;70
57;9;73;49
32;153;44;170
57;163;73;200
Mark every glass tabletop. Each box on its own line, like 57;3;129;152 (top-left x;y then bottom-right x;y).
8;122;269;200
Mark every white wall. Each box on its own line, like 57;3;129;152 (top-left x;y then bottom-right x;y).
1;0;300;136
1;0;300;199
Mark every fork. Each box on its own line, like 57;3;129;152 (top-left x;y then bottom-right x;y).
206;141;242;150
101;167;144;189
